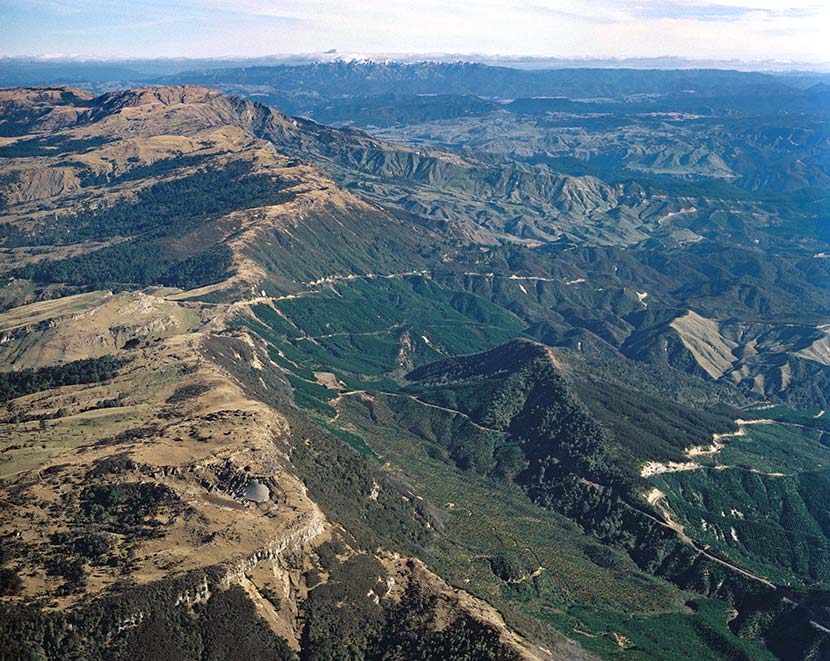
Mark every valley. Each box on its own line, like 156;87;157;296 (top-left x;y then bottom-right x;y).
0;60;828;660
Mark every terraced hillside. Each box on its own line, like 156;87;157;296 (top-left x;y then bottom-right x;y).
0;83;828;660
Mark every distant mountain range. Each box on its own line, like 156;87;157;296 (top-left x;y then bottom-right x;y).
2;56;830;93
4;52;830;72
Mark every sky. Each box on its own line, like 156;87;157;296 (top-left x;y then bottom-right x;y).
1;0;828;63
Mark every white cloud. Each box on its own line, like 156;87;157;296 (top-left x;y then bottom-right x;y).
3;0;829;62
193;0;830;60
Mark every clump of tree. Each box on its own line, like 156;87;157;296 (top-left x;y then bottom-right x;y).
300;554;388;659
73;154;205;187
46;555;88;594
488;554;526;583
18;237;235;291
0;355;128;402
0;567;22;596
79;481;177;535
157;245;234;290
0;134;110;159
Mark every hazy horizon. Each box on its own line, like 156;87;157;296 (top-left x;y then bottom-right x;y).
2;1;828;64
3;52;829;71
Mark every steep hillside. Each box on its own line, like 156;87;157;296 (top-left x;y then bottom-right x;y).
0;86;441;299
393;340;830;658
4;86;826;405
621;309;830;405
1;86;826;405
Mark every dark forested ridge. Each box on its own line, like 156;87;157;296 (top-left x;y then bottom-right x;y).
9;163;292;289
